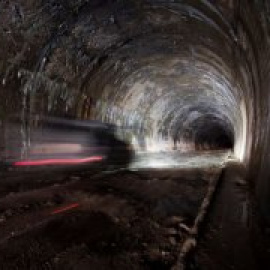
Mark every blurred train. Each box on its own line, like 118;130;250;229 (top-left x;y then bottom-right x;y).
1;116;133;170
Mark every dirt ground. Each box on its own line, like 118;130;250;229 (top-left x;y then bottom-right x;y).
0;167;221;270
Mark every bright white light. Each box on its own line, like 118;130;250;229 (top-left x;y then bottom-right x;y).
234;100;247;162
143;158;179;169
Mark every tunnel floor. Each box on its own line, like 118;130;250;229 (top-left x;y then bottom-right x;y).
0;151;225;270
0;151;268;270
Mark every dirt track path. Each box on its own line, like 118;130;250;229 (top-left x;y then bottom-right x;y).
0;167;222;270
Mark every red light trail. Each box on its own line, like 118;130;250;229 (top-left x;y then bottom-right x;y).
13;156;104;166
51;203;80;215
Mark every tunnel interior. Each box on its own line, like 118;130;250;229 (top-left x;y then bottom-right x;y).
2;1;270;269
1;1;270;220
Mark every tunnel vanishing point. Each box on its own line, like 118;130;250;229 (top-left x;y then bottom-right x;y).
0;0;270;223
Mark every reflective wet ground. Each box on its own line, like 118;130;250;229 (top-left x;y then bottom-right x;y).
130;150;232;170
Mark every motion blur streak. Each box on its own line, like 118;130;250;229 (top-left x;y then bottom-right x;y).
51;203;80;215
13;156;104;166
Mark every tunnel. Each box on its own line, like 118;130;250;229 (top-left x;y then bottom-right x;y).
1;0;270;269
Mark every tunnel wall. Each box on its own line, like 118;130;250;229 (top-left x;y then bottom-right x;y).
239;0;270;223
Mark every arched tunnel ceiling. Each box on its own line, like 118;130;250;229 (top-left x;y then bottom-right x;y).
0;0;252;156
0;0;269;161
